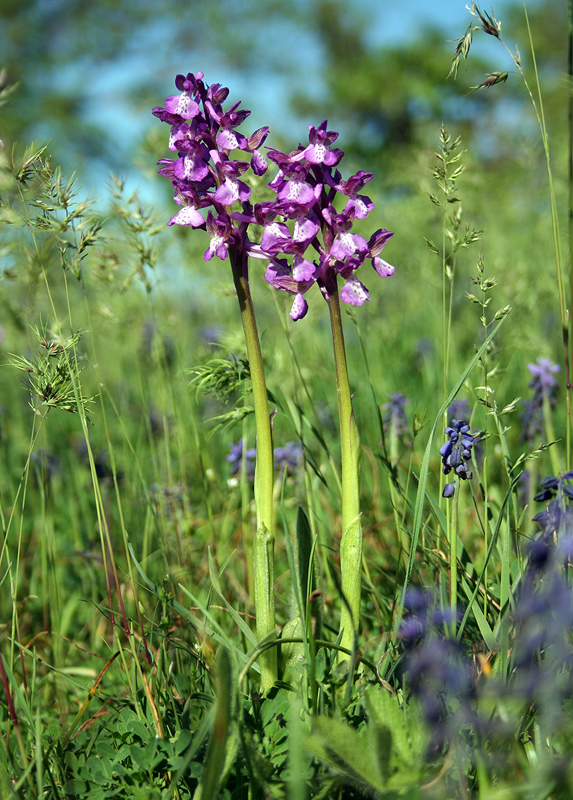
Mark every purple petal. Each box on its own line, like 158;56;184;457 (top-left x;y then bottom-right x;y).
157;159;176;178
303;143;329;164
265;260;290;288
168;206;205;227
278;180;315;207
372;257;395;277
290;293;308;320
261;222;292;253
168;122;189;152
267;168;286;193
204;235;228;261
330;233;368;260
214;177;251;205
251;149;268;176
174;154;209;182
216;129;248;151
293;214;320;243
292;256;316;282
247;126;269;150
340;277;370;306
368;229;394;256
344;194;374;219
164;93;200;119
341;171;373;193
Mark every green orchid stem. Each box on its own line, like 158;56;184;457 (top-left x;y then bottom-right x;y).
230;246;277;691
327;282;362;654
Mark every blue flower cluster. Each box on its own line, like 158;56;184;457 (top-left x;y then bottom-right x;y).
226;440;303;481
382;392;410;439
402;474;573;764
439;419;478;498
532;471;573;552
520;357;560;446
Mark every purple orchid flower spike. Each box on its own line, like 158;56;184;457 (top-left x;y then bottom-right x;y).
253;121;395;318
154;73;395;318
153;71;270;248
153;72;282;690
154;77;397;683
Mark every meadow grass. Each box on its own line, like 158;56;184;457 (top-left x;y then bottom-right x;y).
1;3;573;798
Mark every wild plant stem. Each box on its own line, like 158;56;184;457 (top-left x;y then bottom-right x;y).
514;2;570;463
569;0;573;470
327;282;362;652
230;246;277;690
542;393;560;476
450;481;459;636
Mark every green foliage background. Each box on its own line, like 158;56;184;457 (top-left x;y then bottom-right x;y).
0;0;571;797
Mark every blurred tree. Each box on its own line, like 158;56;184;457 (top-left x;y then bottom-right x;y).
0;0;212;174
0;0;566;181
288;0;566;171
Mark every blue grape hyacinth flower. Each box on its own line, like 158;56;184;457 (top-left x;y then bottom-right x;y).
440;419;478;498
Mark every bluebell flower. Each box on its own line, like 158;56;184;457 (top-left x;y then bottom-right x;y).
406;637;473;754
400;587;432;642
274;442;303;475
414;337;433;368
528;357;560;396
199;325;223;346
510;567;573;722
383;392;410;439
227;440;303;480
447;399;471;424
532;471;573;541
439;419;479;498
520;357;560;446
510;474;573;716
401;587;461;643
226;439;256;479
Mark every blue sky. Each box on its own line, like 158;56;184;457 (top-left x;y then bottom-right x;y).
82;0;519;141
50;0;523;195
